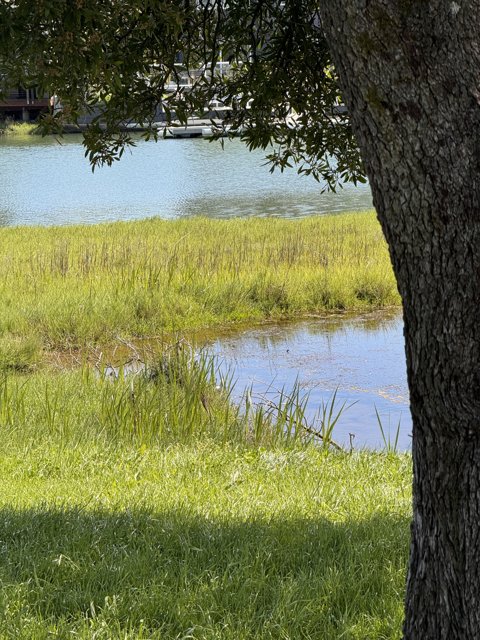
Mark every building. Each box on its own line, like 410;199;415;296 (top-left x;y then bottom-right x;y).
0;87;49;121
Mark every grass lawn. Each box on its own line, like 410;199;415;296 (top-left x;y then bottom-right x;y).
0;441;410;639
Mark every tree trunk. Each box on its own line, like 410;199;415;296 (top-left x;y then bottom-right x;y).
319;2;480;637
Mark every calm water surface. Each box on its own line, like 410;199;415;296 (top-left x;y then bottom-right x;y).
206;310;411;450
0;135;372;226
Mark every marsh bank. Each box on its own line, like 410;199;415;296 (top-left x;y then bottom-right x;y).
0;136;406;447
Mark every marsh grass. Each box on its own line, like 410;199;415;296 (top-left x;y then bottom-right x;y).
0;119;38;136
311;388;357;449
0;347;315;449
0;335;42;372
375;406;402;454
0;213;399;354
244;382;353;449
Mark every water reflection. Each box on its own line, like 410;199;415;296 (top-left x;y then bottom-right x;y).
0;135;372;226
205;310;411;450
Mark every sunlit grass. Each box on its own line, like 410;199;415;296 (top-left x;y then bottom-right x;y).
0;350;354;450
0;120;38;136
0;436;411;639
0;212;399;357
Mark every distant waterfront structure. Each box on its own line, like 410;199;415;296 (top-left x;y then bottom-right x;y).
0;86;49;121
0;59;232;127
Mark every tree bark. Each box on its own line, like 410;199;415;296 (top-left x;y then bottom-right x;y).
319;2;480;637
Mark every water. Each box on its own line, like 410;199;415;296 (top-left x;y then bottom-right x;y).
0;135;372;226
206;310;411;450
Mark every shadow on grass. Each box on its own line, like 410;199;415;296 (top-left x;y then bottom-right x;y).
0;507;409;638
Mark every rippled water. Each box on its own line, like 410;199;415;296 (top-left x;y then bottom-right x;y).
205;310;411;450
0;135;372;226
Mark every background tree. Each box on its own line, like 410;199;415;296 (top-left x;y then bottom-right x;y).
0;1;477;637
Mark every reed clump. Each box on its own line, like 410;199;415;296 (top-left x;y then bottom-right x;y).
0;119;38;136
0;344;343;450
0;212;399;353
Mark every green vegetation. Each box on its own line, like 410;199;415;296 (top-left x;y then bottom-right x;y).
0;444;411;639
0;212;399;360
0;350;309;450
0;376;411;638
0;120;38;136
0;212;409;638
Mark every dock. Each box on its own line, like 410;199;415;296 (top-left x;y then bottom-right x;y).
153;119;237;139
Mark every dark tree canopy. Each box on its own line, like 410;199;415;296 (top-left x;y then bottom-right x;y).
0;0;363;188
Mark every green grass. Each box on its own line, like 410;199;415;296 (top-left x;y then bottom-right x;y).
0;120;38;136
0;438;411;639
0;351;354;450
0;213;399;358
0;352;411;639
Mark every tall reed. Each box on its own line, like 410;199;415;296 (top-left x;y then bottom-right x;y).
0;347;331;449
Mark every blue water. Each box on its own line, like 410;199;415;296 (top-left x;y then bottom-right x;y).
0;135;372;226
207;311;411;450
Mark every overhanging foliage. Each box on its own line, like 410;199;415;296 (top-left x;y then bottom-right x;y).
0;0;364;189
